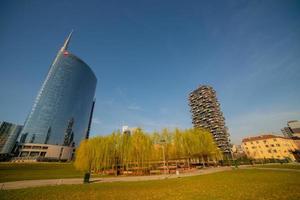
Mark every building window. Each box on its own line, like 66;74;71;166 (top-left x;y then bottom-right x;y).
271;144;275;147
29;152;39;157
265;145;269;147
20;151;29;157
273;150;277;153
276;144;280;147
40;152;46;157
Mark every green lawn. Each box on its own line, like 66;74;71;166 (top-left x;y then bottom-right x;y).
1;169;300;200
252;163;300;170
0;162;84;182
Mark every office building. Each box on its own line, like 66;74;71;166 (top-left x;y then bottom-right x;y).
17;32;97;161
189;85;231;156
0;121;23;160
241;134;298;161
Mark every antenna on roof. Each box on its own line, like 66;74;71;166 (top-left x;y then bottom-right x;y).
61;30;73;51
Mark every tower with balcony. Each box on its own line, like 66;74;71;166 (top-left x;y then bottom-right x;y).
189;85;231;157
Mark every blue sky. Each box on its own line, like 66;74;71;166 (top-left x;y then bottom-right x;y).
0;0;299;144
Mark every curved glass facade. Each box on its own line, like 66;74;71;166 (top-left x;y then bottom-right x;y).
20;40;97;146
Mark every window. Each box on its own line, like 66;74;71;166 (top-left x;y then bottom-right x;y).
40;152;46;157
271;144;275;147
20;151;29;157
29;152;39;157
268;150;272;153
265;145;269;147
263;140;266;143
256;141;259;144
273;150;277;153
273;139;277;142
276;144;280;147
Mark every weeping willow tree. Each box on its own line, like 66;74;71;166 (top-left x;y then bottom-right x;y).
74;127;224;175
74;139;94;175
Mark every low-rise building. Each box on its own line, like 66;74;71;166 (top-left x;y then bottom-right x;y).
241;134;298;161
13;143;74;162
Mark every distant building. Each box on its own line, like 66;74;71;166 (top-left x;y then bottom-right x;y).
0;121;23;160
281;120;300;138
122;126;138;136
17;32;97;161
241;134;298;161
281;127;294;138
231;144;245;159
188;85;231;157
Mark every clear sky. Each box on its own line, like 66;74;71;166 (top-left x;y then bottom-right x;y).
0;0;299;144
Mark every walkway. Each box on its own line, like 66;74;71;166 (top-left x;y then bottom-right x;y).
1;166;232;190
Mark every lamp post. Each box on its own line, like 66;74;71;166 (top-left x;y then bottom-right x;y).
160;139;166;175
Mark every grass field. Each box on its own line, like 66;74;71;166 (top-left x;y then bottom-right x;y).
1;169;300;200
1;162;299;183
0;162;84;182
252;163;300;170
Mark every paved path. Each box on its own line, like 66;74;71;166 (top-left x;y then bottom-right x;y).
1;166;233;190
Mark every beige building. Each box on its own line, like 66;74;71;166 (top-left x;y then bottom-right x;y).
241;134;298;161
12;143;74;162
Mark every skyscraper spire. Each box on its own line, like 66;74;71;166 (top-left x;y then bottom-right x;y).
61;30;73;52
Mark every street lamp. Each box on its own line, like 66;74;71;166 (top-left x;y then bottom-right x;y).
160;139;167;175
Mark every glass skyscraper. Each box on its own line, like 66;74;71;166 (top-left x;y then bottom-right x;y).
0;121;23;156
20;32;97;146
